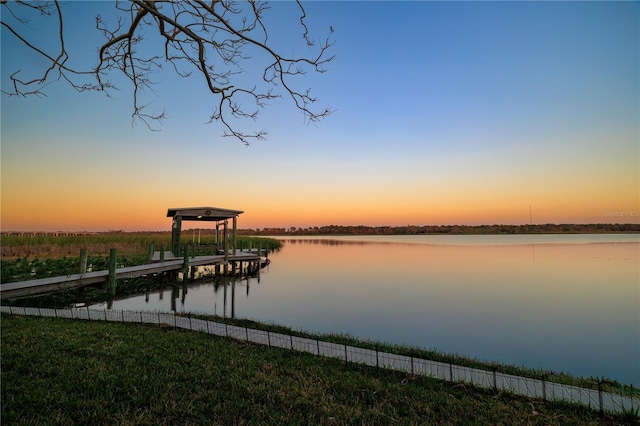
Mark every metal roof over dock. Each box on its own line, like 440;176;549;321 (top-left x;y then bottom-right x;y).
167;206;244;256
167;206;243;222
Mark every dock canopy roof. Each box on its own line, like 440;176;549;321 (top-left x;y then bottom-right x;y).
167;206;244;222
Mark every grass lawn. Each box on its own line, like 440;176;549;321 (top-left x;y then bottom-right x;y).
2;314;635;425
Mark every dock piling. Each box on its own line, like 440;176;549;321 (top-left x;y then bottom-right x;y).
108;248;117;296
182;247;190;283
79;248;88;274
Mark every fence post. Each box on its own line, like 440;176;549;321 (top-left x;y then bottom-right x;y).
79;248;88;274
493;368;498;391
108;248;117;296
160;245;165;262
148;243;155;261
598;379;604;415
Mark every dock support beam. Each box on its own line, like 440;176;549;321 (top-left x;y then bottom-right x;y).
79;248;88;274
182;247;189;283
108;248;117;296
232;216;238;255
171;216;182;256
148;243;155;261
223;220;229;262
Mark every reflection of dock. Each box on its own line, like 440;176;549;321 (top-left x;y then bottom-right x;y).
1;252;261;301
165;270;261;319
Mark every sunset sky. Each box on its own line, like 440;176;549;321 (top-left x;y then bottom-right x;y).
2;1;638;231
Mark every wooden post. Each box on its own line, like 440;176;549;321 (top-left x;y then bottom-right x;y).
232;216;238;255
171;216;182;255
160;245;165;262
79;248;88;274
148;242;155;261
223;219;229;262
182;246;189;283
108;248;117;296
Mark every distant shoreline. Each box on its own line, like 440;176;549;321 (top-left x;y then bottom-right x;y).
2;223;639;237
241;223;640;236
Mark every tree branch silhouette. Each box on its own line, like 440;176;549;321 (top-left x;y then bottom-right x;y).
1;0;334;144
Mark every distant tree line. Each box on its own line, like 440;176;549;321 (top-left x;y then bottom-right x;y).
238;223;640;236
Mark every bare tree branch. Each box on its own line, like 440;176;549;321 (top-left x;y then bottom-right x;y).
1;0;334;144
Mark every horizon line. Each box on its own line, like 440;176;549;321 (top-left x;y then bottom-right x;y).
2;222;639;235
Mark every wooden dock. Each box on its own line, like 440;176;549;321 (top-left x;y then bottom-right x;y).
1;252;261;301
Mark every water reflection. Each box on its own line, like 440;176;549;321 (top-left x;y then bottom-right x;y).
96;267;264;319
92;234;639;385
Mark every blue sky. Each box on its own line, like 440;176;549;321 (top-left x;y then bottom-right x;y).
1;1;638;231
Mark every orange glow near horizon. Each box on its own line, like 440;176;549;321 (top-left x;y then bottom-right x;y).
2;186;637;232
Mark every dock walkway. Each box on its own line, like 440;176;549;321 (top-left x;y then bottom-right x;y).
1;252;260;300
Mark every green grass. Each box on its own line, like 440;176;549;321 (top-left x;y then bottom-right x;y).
2;314;637;425
0;255;148;284
190;314;640;398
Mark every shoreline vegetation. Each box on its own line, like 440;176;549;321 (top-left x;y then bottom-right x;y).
1;223;639;239
245;223;640;236
1;224;636;263
1;231;639;422
0;235;282;261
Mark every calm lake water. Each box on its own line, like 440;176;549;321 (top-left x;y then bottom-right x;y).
91;234;640;386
